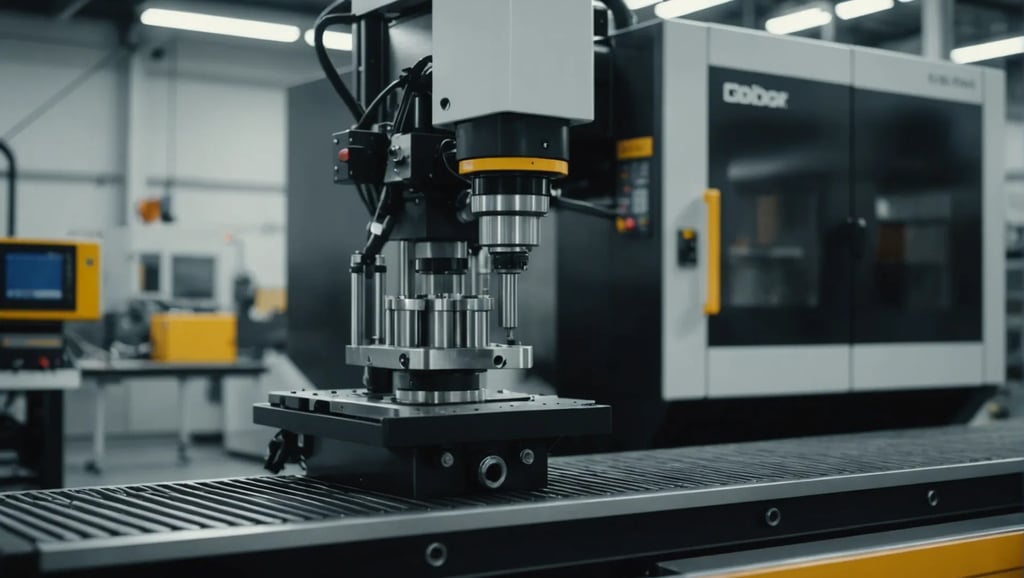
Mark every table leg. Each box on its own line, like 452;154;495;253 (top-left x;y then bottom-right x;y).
85;379;105;474
25;391;64;488
177;376;190;464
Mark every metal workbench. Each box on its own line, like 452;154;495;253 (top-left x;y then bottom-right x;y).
78;359;266;472
1;421;1022;576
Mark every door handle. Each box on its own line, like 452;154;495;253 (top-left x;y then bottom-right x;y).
704;188;721;316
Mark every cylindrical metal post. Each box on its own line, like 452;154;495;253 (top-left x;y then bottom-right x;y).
350;254;365;346
467;253;479;295
467;310;489;348
500;273;518;342
373;261;386;344
429;310;455;348
398;240;413;297
396;310;420;347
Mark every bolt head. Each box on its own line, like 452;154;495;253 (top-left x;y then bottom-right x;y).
520;448;535;465
440;452;455;468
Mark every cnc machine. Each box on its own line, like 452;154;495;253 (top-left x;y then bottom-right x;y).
255;0;612;498
0;3;1021;576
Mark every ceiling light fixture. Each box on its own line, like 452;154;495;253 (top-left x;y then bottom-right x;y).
654;0;733;20
139;8;301;43
951;35;1024;64
764;6;833;35
303;29;353;51
835;0;894;20
624;0;661;8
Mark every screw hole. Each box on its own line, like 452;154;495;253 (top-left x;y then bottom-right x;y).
425;542;447;568
493;355;504;367
927;490;939;507
440;97;451;110
765;507;782;527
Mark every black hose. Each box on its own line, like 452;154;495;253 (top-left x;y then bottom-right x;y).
314;11;364;121
357;77;404;129
0;140;14;237
601;0;636;30
552;196;618;220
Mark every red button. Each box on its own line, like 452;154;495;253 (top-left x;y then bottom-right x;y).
338;148;350;162
38;356;50;370
626;217;637;230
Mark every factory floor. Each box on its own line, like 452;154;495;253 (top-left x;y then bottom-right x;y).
63;436;292;488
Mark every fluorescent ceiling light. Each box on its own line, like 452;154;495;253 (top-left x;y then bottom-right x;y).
835;0;893;20
139;8;300;43
655;0;732;19
303;29;353;51
765;6;833;35
624;0;660;8
951;35;1024;64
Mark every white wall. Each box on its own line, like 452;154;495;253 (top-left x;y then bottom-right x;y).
0;8;329;437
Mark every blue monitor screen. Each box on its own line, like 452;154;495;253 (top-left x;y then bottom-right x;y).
5;252;64;301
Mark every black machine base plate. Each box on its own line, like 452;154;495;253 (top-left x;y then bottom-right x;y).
253;389;611;497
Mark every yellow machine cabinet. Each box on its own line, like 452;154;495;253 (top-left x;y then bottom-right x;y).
0;238;100;321
150;312;237;363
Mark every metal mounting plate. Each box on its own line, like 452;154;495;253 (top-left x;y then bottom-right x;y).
345;343;532;370
256;389;611;447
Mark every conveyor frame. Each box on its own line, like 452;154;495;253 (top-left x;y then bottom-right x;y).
1;423;1022;576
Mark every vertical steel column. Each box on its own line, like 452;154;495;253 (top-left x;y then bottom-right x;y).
355;15;389;115
922;0;954;60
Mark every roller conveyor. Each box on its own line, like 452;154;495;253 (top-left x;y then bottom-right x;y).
1;422;1022;576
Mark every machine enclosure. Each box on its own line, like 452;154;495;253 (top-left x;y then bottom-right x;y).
150;312;238;363
557;20;1007;448
431;0;594;127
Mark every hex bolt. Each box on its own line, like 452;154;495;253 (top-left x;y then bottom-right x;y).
440;451;455;468
520;449;535;465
